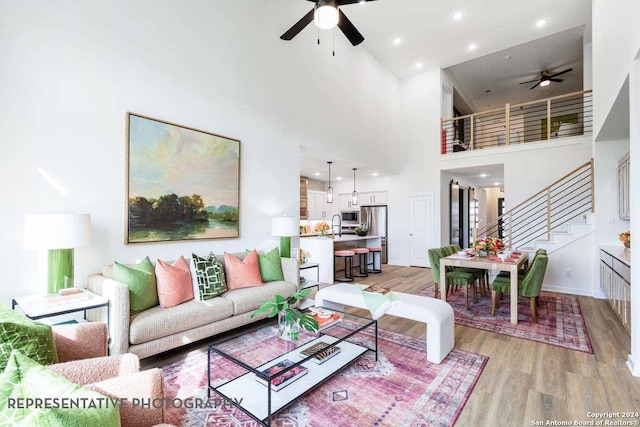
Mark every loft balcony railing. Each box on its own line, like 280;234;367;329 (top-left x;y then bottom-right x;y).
440;90;593;154
473;160;594;250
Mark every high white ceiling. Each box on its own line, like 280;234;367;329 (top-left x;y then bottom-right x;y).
294;0;592;179
443;164;505;189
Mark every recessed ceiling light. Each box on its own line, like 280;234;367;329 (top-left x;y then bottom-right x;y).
359;0;366;3
336;177;342;181
480;173;488;178
468;43;477;51
314;172;320;176
393;37;402;46
494;182;500;186
536;18;547;27
415;62;423;69
453;11;463;21
372;172;379;177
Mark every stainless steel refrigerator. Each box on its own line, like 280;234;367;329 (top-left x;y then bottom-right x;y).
361;205;388;264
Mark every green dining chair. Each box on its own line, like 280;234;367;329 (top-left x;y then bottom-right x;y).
449;244;487;296
497;248;547;280
428;247;476;309
491;254;549;322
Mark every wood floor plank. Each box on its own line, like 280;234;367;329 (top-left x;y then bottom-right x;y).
143;264;640;426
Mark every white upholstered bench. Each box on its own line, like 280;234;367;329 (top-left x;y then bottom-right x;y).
315;283;455;364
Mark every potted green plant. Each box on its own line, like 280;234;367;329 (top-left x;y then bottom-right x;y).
250;289;318;341
355;226;369;236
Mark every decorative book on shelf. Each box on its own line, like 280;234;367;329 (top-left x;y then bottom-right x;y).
43;288;90;305
299;341;341;364
361;285;390;295
255;359;308;391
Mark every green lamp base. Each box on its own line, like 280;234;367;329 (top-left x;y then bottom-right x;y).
48;248;74;294
279;236;291;258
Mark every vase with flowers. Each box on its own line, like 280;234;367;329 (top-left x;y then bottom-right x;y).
619;231;631;252
473;237;505;257
313;221;330;237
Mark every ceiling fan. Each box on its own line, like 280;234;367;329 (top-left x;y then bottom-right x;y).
519;68;573;90
280;0;377;47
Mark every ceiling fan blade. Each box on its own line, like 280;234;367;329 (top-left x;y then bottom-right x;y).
280;9;315;41
337;9;364;46
550;78;564;82
337;0;378;5
530;81;541;90
548;68;573;78
520;79;540;85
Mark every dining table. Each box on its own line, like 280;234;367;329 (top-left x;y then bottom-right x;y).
439;252;528;324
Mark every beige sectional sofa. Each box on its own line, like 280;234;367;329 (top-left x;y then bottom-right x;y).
87;254;299;359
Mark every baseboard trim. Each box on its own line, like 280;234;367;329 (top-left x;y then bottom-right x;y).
541;284;595;297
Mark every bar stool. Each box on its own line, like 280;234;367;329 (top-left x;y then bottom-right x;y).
367;246;382;274
334;250;355;282
352;248;370;278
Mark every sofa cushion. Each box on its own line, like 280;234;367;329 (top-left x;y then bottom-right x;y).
0;304;58;372
252;247;285;283
113;256;158;314
129;298;234;345
155;256;194;308
0;350;121;426
221;280;297;316
190;252;227;300
224;250;263;290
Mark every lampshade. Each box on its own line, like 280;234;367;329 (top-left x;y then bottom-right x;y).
314;1;339;29
25;213;91;249
271;217;299;237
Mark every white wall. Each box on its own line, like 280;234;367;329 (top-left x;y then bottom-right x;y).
592;0;640;137
0;0;404;304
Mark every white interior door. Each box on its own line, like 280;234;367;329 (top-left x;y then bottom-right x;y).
409;194;433;267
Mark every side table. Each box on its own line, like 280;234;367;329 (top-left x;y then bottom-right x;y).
12;290;110;330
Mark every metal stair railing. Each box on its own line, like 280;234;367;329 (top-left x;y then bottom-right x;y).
474;159;594;250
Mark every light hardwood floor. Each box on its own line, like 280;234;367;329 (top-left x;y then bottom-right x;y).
144;265;640;427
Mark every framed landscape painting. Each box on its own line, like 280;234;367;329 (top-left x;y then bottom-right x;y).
125;112;240;244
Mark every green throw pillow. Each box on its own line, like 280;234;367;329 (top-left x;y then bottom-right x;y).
191;252;227;300
113;256;158;314
247;248;284;282
0;350;121;426
0;305;58;372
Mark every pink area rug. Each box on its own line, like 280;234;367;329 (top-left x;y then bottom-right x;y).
161;323;488;426
419;285;592;353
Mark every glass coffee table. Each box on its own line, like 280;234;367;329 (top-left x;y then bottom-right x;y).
208;309;377;426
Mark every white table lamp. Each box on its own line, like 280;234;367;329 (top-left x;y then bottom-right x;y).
271;217;299;258
25;213;91;294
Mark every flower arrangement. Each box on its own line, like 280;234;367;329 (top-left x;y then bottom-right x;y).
313;221;330;236
298;249;311;264
473;237;504;254
619;231;630;248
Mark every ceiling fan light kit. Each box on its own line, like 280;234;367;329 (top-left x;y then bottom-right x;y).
519;68;573;90
314;0;339;29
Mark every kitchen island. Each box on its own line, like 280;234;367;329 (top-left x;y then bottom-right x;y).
300;235;382;283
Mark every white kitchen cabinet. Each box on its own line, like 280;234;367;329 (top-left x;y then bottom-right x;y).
307;190;332;220
339;193;357;211
600;247;631;334
360;191;388;205
618;152;630;220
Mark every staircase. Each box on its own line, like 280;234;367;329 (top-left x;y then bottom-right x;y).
475;160;595;254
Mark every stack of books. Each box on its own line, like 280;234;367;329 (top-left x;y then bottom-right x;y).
255;359;308;391
43;288;90;306
299;341;342;364
308;307;343;331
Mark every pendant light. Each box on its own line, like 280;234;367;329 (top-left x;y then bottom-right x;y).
351;168;359;205
326;161;334;203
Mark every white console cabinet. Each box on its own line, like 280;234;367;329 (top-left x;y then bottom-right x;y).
600;247;631;334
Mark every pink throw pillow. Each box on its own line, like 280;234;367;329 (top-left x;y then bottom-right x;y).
224;250;264;290
155;256;194;308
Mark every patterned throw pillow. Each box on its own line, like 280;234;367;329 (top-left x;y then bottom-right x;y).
0;304;58;372
113;256;158;314
190;252;227;300
0;350;121;426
